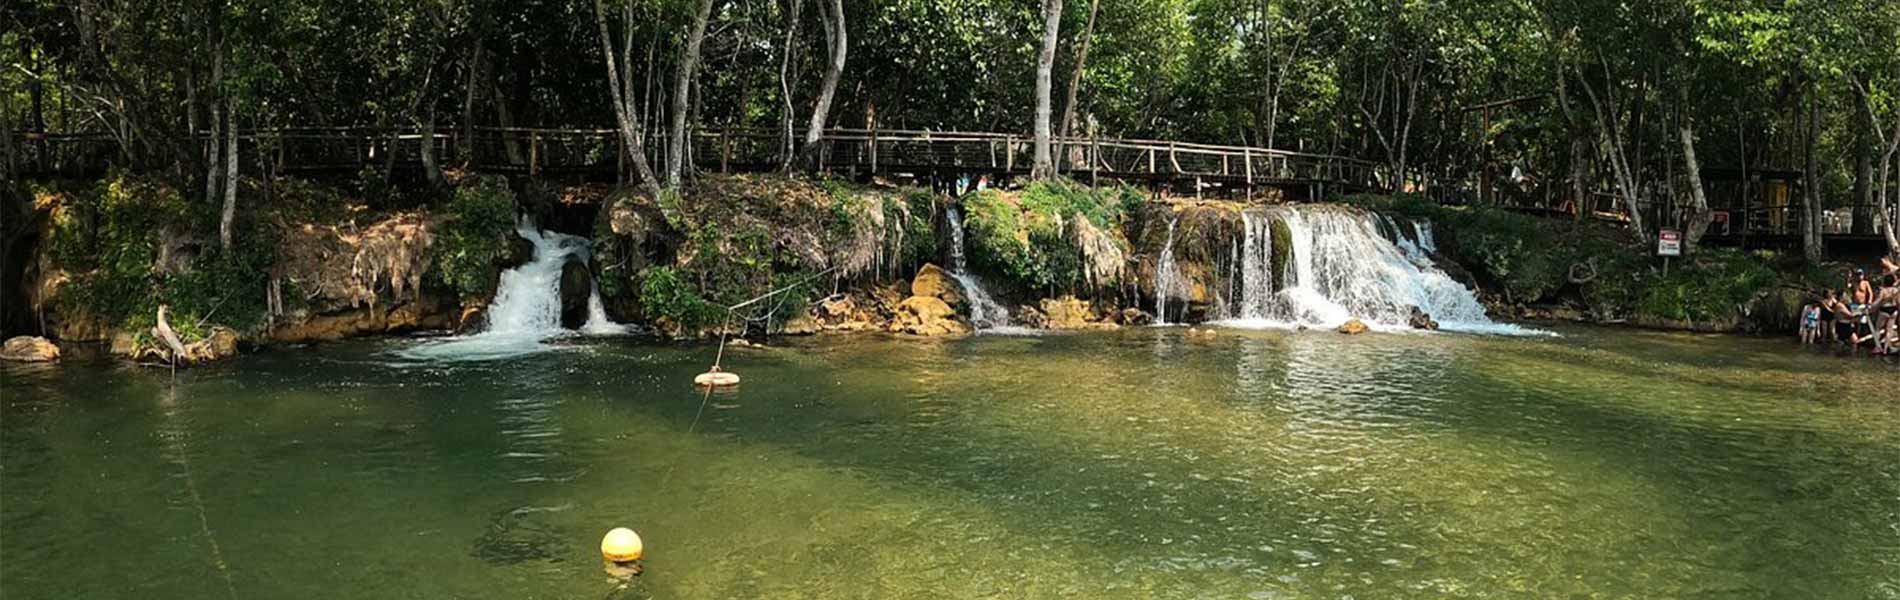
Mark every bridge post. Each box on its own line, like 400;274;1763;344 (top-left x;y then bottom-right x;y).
870;123;879;175
1147;147;1155;174
529;131;539;175
720;128;731;173
1244;147;1253;184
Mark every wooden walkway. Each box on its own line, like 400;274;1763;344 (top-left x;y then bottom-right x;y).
13;127;1389;195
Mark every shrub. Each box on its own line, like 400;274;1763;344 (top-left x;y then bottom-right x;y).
434;176;517;299
639;266;721;328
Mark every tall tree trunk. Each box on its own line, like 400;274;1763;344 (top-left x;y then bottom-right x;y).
219;96;238;251
595;0;663;199
204;42;223;207
668;0;719;188
1031;0;1063;180
1853;73;1875;235
1056;0;1098;165
419;101;442;186
1803;84;1823;263
1575;64;1647;244
1570;134;1589;222
461;35;485;161
1679;118;1711;254
778;0;805;170
801;0;846;170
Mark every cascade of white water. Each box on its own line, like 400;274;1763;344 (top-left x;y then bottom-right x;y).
484;223;590;335
1218;206;1535;335
945;206;1014;330
581;282;628;335
401;220;626;359
1154;215;1181;324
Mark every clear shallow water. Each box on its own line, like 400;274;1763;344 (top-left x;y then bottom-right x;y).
3;326;1898;598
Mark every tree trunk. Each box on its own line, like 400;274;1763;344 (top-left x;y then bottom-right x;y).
1803;84;1823;263
1570;134;1589;222
802;0;846;170
419;101;442;186
1679;119;1712;254
1056;0;1099;165
1031;0;1063;180
1574;64;1647;244
219;96;238;251
595;0;663;200
668;0;719;188
461;35;486;161
1854;73;1876;235
204;44;223;207
778;0;805;170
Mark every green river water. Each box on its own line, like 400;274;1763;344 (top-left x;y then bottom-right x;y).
3;326;1898;598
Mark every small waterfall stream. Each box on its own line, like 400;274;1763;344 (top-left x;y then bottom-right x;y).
1154;215;1182;324
945;206;1014;330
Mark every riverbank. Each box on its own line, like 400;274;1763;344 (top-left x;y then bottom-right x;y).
2;172;1843;363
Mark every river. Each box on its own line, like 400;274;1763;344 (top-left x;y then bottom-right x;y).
3;326;1897;598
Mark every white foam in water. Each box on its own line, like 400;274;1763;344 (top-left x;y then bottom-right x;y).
1211;206;1549;336
401;221;628;360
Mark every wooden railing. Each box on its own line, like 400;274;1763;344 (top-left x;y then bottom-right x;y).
13;127;1390;191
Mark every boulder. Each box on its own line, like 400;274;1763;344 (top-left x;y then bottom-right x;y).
1119;308;1153;326
909;264;966;307
891;296;970;336
559;260;593;329
1406;306;1439;331
272;299;453;342
1337;318;1369;335
1;336;60;362
1039;296;1117;330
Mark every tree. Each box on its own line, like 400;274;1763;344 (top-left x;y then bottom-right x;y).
1055;0;1099;165
800;0;845;170
668;0;720;188
595;0;663;199
1031;0;1062;180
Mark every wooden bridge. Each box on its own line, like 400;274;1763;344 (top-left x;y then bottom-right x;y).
13;127;1389;197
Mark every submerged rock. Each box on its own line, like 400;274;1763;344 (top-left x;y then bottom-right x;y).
1;336;60;362
1337;319;1369;335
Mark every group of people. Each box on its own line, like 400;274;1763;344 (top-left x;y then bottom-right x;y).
1801;256;1900;355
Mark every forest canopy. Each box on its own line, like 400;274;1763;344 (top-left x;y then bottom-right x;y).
5;0;1900;256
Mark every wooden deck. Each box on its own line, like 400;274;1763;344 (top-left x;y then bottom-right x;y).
13;127;1389;195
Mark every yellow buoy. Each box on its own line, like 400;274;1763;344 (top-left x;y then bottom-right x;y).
601;527;644;562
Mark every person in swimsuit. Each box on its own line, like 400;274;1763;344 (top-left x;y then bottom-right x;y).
1800;300;1822;345
1874;284;1900;355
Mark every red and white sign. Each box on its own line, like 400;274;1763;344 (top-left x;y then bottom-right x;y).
1657;229;1682;257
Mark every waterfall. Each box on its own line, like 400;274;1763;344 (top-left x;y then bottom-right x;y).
401;220;625;360
945;206;1015;331
1217;206;1537;335
1153;215;1181;324
580;283;627;335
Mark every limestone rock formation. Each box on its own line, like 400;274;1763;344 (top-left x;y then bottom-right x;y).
909;264;966;308
1407;306;1439;330
891;295;970;336
1337;318;1369;335
1039;296;1117;330
1;336;60;362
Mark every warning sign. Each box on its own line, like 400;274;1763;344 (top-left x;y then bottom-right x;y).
1657;229;1682;257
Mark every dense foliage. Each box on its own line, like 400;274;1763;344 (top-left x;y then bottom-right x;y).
434;176;518;299
961;179;1137;294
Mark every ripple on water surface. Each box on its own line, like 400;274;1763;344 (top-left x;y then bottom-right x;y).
2;326;1898;598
